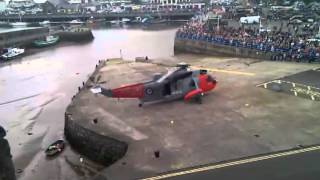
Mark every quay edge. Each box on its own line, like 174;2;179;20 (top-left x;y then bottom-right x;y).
64;60;128;166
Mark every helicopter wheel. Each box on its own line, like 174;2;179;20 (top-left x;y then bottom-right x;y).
195;95;202;104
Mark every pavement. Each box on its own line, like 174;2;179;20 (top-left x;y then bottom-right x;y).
279;68;320;88
141;145;320;180
257;68;320;101
67;55;320;180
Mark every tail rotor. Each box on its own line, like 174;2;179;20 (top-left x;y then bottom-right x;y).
87;74;108;95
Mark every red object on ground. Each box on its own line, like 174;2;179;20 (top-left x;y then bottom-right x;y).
111;83;144;98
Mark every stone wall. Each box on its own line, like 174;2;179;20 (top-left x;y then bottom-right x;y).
0;27;49;48
57;29;94;42
64;113;128;166
174;38;274;60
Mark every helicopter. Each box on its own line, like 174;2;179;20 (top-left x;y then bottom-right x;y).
90;63;217;107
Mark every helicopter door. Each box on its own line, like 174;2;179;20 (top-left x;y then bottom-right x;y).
170;81;179;93
163;82;171;96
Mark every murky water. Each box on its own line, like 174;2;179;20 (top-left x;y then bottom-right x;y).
0;25;178;179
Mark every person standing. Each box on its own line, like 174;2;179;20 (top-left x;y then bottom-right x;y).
0;126;16;180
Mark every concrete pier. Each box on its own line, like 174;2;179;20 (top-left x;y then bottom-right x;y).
0;27;49;48
65;60;128;166
55;27;94;42
65;57;320;179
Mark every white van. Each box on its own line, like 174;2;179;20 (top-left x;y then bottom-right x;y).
239;16;260;24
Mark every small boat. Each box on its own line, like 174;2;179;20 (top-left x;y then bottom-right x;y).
129;17;142;24
110;18;131;25
110;20;120;25
142;18;167;25
69;19;84;24
1;48;25;60
10;22;29;28
45;140;65;157
33;35;59;48
39;20;50;25
121;18;131;24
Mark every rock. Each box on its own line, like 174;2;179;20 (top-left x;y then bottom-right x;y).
17;169;23;174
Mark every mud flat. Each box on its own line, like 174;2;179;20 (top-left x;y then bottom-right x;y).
65;57;320;180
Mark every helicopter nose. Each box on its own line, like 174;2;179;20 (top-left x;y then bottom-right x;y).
207;75;216;83
212;78;217;84
208;75;217;90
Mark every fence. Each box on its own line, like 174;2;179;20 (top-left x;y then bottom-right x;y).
176;32;320;63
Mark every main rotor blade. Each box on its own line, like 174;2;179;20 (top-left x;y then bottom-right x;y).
97;80;107;84
190;66;255;76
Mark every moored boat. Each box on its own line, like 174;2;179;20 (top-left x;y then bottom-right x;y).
110;18;131;25
129;17;142;24
33;35;60;48
121;18;131;24
1;48;25;60
69;19;84;24
39;20;50;26
110;20;121;25
45;140;65;157
10;22;29;28
141;17;168;25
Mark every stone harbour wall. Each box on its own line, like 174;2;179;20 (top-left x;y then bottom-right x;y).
57;28;94;42
0;27;49;48
64;113;128;166
174;38;274;60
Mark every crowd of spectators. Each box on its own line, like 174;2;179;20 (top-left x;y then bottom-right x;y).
176;19;320;63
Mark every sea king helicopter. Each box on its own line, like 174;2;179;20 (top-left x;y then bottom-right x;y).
90;63;217;106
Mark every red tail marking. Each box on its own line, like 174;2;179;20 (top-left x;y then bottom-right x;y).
111;83;144;98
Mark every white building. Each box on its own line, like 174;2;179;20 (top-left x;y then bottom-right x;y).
0;0;6;12
67;0;95;4
68;0;81;3
7;0;36;9
149;0;205;9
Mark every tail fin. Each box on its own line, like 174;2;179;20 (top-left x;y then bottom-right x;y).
90;84;144;98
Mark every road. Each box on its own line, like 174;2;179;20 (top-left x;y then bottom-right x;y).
141;145;320;180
